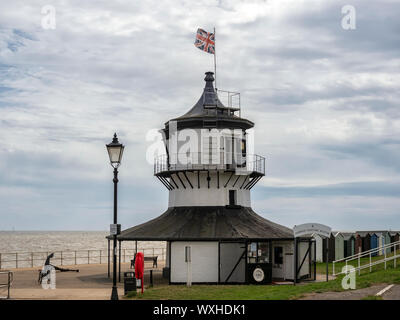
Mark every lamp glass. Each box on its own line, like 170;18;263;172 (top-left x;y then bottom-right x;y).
107;144;124;167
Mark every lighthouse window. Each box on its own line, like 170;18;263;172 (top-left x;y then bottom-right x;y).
229;190;237;205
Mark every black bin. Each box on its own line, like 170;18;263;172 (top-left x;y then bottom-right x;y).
124;271;136;295
162;267;170;279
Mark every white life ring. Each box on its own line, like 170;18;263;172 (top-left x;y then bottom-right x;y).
253;267;265;282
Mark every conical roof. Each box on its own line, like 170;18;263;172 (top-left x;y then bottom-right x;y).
114;206;294;241
176;72;233;119
164;72;254;131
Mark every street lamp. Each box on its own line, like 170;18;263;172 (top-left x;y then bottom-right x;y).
106;133;124;300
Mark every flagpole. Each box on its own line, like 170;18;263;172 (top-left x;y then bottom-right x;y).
214;27;217;91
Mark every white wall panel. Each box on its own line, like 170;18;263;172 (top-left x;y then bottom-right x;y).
170;241;219;283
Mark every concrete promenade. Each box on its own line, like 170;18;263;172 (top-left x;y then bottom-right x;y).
2;261;166;300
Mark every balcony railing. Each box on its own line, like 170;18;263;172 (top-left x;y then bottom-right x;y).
154;152;265;176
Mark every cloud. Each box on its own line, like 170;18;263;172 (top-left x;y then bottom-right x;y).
253;195;400;231
0;0;399;231
255;180;400;198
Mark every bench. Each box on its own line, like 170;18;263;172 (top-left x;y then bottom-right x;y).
130;255;158;269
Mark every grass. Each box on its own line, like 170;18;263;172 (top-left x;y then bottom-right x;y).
125;265;400;300
361;295;383;300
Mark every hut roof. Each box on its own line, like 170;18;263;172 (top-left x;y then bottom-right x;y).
341;232;355;240
113;206;294;241
362;230;389;236
356;230;392;238
332;231;344;238
356;231;372;237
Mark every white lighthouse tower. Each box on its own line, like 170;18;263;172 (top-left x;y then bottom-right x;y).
117;72;315;284
155;71;264;209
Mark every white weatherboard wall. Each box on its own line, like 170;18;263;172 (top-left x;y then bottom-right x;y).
334;233;344;261
280;241;312;280
272;241;293;280
170;241;219;283
314;235;324;262
168;171;251;207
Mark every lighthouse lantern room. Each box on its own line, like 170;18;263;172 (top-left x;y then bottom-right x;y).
116;72;314;284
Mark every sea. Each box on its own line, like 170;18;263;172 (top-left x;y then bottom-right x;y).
0;231;165;269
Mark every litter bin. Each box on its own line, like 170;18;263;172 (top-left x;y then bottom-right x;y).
162;267;170;279
124;271;136;295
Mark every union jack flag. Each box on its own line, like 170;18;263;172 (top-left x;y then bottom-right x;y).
194;28;215;54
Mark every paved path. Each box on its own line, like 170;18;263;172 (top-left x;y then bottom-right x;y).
315;273;336;281
300;284;388;300
4;263;399;300
2;262;167;300
300;283;400;300
381;284;400;300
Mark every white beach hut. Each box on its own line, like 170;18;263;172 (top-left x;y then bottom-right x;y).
333;232;344;261
313;234;324;262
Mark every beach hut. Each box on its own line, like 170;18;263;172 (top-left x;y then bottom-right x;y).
390;231;399;243
379;231;391;255
342;232;356;258
355;231;371;254
313;234;324;262
322;234;336;262
370;233;379;256
355;234;362;254
334;232;344;261
390;232;400;253
109;72;314;285
369;231;391;255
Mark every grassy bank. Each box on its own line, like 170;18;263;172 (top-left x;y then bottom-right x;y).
125;266;400;300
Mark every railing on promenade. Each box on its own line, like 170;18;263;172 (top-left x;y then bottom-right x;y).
0;271;13;299
0;247;166;270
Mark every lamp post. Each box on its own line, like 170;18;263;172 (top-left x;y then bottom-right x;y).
106;133;124;300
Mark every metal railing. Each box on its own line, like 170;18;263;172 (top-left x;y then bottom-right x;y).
0;271;13;299
154;152;265;176
333;240;400;276
0;247;166;270
217;90;241;117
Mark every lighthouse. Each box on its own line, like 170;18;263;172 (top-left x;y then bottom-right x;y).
117;72;314;284
156;71;263;209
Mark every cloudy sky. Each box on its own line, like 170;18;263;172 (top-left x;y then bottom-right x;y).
0;0;399;231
